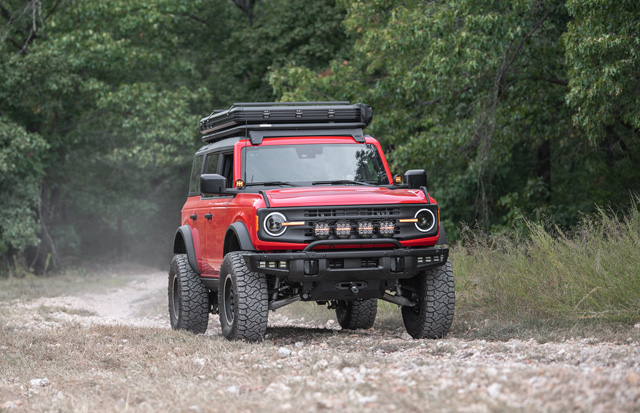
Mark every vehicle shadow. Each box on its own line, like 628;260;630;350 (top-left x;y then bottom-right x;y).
264;325;341;341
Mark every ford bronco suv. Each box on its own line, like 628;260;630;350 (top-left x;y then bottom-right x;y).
169;101;454;341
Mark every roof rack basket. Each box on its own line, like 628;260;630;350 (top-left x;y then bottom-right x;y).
199;101;373;143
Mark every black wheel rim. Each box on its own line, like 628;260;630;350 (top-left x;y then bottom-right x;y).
171;274;180;320
223;276;235;325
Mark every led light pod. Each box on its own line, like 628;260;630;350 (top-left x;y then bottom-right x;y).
334;220;352;239
314;222;331;239
357;220;374;238
378;220;395;237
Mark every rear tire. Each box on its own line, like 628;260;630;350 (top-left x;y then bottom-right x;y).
219;252;268;341
336;298;377;330
401;261;455;339
168;254;209;334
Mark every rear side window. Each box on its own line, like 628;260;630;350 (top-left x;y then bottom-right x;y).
189;154;205;196
204;153;220;175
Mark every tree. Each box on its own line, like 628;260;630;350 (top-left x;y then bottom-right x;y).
0;0;349;273
215;0;349;103
564;0;640;143
272;0;572;232
0;117;47;265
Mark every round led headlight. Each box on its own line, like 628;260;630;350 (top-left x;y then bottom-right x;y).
334;220;352;239
378;220;396;237
314;222;331;240
415;208;436;233
264;212;287;237
357;220;374;238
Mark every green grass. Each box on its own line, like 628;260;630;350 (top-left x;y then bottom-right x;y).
452;201;640;325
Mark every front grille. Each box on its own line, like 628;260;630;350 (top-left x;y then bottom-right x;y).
304;207;401;219
257;204;438;243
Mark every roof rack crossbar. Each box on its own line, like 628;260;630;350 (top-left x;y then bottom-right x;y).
248;128;365;145
202;122;368;143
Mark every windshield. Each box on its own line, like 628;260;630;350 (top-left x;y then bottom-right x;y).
242;143;389;185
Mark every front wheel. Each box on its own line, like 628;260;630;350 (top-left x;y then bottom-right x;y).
401;261;455;339
168;254;210;334
336;299;377;330
218;252;268;341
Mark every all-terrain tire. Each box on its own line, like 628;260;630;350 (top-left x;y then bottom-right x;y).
336;298;377;330
401;260;455;339
168;254;210;334
219;251;268;341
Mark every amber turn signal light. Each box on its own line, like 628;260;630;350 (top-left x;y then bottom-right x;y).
393;174;402;185
235;179;245;189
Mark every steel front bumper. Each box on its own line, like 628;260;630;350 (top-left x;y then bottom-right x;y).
245;241;449;282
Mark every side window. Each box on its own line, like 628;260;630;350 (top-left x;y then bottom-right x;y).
188;154;204;196
221;153;234;188
204;153;220;175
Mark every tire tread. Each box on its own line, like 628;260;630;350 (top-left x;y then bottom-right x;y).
168;254;209;334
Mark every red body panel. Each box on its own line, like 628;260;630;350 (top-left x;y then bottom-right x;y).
264;187;431;208
181;135;440;277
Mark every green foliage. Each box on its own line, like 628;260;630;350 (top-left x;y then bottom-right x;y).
453;199;640;323
564;0;640;141
0;118;48;255
272;0;640;235
0;0;347;271
0;0;638;274
213;0;349;103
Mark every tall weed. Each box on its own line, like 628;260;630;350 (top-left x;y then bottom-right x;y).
453;199;640;323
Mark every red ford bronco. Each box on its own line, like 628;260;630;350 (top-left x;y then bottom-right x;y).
169;102;454;340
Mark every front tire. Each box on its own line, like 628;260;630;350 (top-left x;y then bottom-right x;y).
218;252;268;341
401;261;455;339
336;299;377;330
168;254;210;334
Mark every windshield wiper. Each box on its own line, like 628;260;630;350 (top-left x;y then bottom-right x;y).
244;181;299;187
311;180;373;186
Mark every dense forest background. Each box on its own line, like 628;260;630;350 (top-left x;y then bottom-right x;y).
0;0;638;275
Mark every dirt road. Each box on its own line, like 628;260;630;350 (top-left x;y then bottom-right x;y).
1;267;639;412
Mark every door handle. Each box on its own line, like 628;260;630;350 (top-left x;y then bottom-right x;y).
190;214;197;220
204;213;213;220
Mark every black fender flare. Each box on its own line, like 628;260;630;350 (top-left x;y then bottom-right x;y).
225;221;256;253
438;223;448;245
174;225;200;274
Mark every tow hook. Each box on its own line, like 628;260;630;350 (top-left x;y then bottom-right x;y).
350;283;359;295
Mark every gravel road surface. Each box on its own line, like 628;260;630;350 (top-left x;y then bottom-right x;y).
1;268;639;412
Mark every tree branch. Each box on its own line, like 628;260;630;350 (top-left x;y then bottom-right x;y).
544;77;568;87
5;34;21;49
231;0;259;26
44;0;61;21
0;1;11;21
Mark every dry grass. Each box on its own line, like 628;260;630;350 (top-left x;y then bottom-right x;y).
452;202;640;324
0;263;142;303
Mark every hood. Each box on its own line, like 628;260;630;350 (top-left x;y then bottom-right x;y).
264;186;430;208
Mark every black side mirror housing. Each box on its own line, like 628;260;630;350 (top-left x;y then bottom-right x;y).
200;174;227;195
404;169;427;190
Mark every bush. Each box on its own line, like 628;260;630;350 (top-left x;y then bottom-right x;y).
453;198;640;323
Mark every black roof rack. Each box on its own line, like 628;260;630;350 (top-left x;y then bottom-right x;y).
199;101;373;143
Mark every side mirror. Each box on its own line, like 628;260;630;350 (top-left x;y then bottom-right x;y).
404;169;427;190
200;174;227;195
